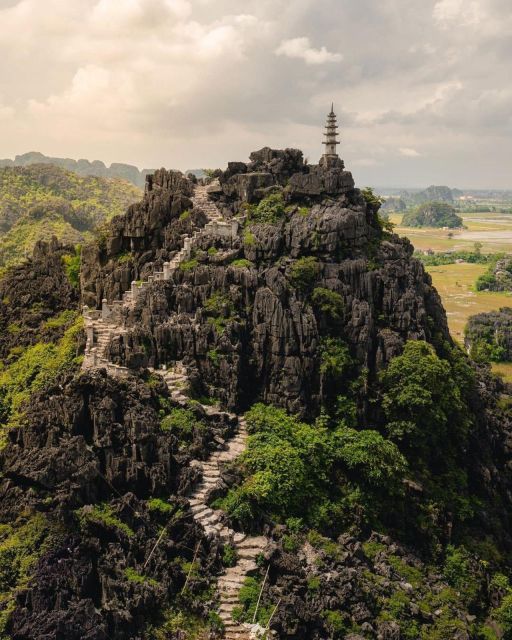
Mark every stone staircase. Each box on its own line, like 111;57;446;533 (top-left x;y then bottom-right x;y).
81;182;271;639
83;181;236;366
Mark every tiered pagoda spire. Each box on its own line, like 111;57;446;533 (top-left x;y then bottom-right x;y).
322;103;340;159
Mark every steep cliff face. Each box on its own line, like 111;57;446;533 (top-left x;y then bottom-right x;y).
84;151;448;417
81;169;201;308
0;370;233;639
0;238;79;360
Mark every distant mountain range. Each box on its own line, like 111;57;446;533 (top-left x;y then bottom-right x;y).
0;152;155;188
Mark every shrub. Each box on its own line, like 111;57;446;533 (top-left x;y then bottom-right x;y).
204;292;233;317
160;408;203;438
62;245;81;287
312;288;344;321
235;576;273;626
324;610;347;636
334;427;407;488
319;337;352;380
78;503;134;538
147;498;173;514
179;258;198;272
222;544;238;567
124;567;158;586
361;187;383;208
207;246;218;256
402;201;463;229
179;209;191;221
380;341;469;448
243;231;256;247
249;192;285;224
230;258;254;269
289;256;321;291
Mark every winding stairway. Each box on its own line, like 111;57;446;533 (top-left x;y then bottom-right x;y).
82;182;270;639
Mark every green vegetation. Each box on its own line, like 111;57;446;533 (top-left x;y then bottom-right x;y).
147;498;173;514
247;192;286;224
0;315;83;440
475;255;512;292
148;608;220;639
218;403;406;532
289;256;321;291
42;309;77;330
160;407;204;439
0;165;141;267
232;576;273;626
312;287;344;321
179;209;191;221
179;257;199;272
222;544;238;567
319;337;352;380
230;258;254;269
0;513;56;636
204;291;235;333
361;187;384;208
243;230;256;247
62;245;81;287
124;567;158;587
402;201;463;229
380;340;478;534
415;249;495;267
465;308;512;363
77;503;134;538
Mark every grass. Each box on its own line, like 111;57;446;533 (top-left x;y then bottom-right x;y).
393;210;512;382
392;211;512;254
426;263;512;343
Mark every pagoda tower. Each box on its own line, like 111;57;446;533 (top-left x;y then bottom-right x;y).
320;104;344;169
323;103;340;157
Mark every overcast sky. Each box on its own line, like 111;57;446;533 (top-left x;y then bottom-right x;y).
0;0;510;188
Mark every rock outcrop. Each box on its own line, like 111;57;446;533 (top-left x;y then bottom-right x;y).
0;237;79;359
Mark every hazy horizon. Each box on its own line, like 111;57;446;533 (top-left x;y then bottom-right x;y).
1;0;511;188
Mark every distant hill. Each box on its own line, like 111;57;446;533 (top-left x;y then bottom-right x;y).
399;185;462;205
0;152;155;188
0;164;141;268
401;201;463;228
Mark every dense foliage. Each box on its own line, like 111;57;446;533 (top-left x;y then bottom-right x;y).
465;308;512;363
0;165;140;267
218;403;406;534
402;201;463;228
0;314;83;443
415;249;495;267
475;255;512;292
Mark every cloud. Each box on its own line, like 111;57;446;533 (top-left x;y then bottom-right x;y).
399;147;421;157
0;0;510;187
433;0;483;28
275;37;342;65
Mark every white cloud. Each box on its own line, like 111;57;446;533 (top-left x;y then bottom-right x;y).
433;0;483;27
0;0;510;187
275;37;342;65
399;147;421;157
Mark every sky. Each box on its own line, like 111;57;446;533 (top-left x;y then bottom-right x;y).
0;0;510;188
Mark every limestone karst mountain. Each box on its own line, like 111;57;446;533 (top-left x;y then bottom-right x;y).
0;164;142;268
1;135;512;639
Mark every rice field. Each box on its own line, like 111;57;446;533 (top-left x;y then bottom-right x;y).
393;210;512;380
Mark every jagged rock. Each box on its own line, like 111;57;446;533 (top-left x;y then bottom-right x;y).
0;237;79;359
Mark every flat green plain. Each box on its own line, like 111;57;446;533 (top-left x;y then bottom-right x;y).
392;210;512;380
